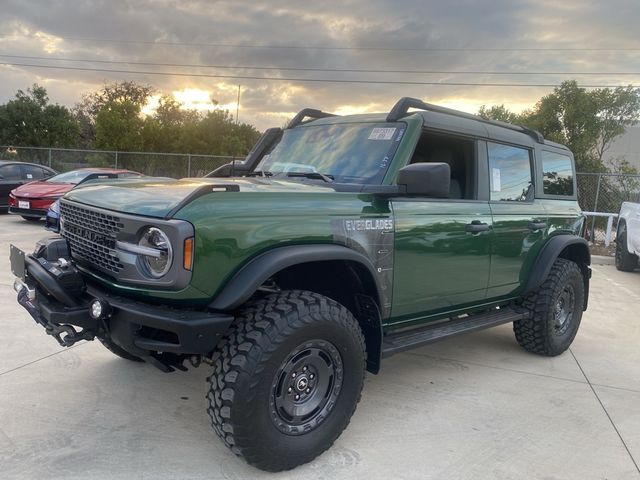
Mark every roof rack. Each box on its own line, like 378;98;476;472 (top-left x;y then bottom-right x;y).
386;97;544;144
287;108;336;129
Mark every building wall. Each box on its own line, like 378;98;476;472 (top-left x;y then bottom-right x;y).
603;126;640;171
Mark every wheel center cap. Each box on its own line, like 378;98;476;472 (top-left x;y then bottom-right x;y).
296;375;309;391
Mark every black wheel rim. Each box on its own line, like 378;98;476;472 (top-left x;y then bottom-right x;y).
270;339;343;435
553;284;575;335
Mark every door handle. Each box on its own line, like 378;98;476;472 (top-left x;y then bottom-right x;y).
528;221;547;231
465;221;490;234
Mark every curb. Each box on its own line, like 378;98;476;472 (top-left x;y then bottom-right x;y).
591;255;615;266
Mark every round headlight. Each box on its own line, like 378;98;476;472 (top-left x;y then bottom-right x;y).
138;227;173;278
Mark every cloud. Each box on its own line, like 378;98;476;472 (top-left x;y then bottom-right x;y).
0;0;637;130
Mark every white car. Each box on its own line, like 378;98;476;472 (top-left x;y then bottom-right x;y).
616;201;640;271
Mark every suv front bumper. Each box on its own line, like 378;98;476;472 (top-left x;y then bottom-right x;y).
10;244;234;361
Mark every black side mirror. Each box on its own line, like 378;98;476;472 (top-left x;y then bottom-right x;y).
396;163;450;197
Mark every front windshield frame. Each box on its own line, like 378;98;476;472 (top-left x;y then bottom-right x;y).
256;121;406;185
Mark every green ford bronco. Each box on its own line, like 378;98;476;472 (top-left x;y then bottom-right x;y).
11;98;590;471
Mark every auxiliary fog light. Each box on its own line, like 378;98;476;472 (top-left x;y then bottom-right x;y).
90;298;111;320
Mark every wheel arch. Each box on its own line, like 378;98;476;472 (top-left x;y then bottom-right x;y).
209;244;385;373
524;235;591;310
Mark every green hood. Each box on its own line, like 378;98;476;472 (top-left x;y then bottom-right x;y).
63;177;332;218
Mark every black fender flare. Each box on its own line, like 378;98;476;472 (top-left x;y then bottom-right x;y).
524;235;591;309
209;244;385;373
209;244;383;311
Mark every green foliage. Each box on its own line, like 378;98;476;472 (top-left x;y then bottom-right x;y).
0;84;80;148
85;82;260;157
94;100;145;151
479;81;640;173
478;104;521;124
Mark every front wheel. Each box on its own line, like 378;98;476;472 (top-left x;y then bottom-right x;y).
615;224;638;272
514;258;585;356
206;290;366;472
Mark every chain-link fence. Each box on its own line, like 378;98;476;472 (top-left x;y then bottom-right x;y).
577;172;640;245
0;145;235;178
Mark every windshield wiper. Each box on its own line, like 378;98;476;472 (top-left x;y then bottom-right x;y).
245;170;274;177
286;172;334;183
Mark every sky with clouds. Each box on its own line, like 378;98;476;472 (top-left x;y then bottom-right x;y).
0;0;638;130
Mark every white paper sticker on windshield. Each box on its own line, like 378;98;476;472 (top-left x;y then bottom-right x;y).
491;168;501;192
368;127;396;140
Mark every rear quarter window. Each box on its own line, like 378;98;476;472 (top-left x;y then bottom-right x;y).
541;151;574;196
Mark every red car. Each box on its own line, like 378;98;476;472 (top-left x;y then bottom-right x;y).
8;168;141;221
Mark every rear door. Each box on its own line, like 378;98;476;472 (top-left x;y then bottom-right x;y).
485;141;548;299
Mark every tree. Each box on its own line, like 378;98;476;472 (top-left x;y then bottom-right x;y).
0;84;79;148
94;100;144;151
478;104;521;124
74;81;153;148
479;81;640;173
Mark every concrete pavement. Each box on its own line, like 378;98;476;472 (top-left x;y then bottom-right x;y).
1;213;639;479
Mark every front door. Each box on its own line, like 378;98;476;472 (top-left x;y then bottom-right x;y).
390;199;492;323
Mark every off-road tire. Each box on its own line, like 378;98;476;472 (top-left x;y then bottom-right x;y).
615;223;638;272
22;216;41;222
98;337;144;362
514;258;584;356
206;290;366;472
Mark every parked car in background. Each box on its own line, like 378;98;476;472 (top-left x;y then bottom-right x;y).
616;201;640;271
45;173;146;232
44;198;62;232
0;161;57;210
8;168;141;221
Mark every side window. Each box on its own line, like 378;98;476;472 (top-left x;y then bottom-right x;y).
408;131;476;199
21;164;46;180
488;142;532;202
541;151;574;196
0;164;21;180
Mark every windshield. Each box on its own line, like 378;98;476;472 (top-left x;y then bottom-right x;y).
47;170;106;184
256;122;405;184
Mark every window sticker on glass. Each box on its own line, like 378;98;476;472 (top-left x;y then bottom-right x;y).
491;167;501;192
368;127;396;140
26;173;33;179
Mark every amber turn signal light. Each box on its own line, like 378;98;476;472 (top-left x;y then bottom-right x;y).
183;237;194;271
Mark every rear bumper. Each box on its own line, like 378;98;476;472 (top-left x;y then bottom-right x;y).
11;243;234;360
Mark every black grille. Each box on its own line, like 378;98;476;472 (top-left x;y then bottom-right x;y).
60;201;125;274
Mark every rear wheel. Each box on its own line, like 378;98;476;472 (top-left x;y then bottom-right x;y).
514;258;585;356
615;223;638;272
22;216;41;222
206;290;366;472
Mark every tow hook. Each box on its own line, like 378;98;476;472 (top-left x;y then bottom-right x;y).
15;284;95;347
13;277;35;301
